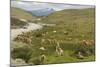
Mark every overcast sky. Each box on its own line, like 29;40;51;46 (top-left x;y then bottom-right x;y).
11;1;95;11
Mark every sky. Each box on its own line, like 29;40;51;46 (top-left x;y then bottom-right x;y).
11;1;95;11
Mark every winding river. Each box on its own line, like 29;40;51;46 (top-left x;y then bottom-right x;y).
11;23;43;40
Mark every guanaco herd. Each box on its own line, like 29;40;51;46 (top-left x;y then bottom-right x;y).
14;31;33;45
13;31;95;64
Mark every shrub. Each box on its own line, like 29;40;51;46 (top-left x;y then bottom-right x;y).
29;57;42;65
73;44;95;57
11;46;32;63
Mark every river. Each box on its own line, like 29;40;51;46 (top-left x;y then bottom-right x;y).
11;23;42;40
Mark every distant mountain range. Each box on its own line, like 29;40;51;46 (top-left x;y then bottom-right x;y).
11;1;95;17
28;8;55;16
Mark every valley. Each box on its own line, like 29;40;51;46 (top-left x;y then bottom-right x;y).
11;1;95;66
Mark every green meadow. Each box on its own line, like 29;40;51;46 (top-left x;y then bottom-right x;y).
11;7;95;65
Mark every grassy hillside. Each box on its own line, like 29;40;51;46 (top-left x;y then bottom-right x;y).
11;7;36;22
11;8;95;65
43;8;95;23
42;8;95;40
11;17;28;29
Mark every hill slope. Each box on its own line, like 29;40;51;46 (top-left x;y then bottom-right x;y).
11;7;36;22
42;8;95;40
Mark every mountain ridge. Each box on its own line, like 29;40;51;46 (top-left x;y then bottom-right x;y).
28;8;55;16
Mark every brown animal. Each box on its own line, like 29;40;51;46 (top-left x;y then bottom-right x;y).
90;40;95;45
24;37;32;45
15;35;23;41
39;54;46;64
55;41;64;56
56;47;64;56
82;40;94;46
47;39;52;45
41;39;46;45
77;51;84;59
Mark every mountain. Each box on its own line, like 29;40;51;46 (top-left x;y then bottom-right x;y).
29;8;55;16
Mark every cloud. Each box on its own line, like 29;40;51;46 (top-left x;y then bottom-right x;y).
11;1;94;11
